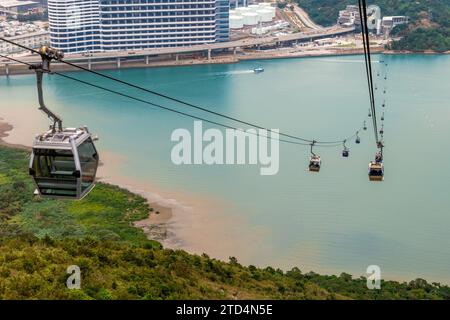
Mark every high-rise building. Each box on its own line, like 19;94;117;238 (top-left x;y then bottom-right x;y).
47;0;102;53
215;0;229;42
47;0;230;53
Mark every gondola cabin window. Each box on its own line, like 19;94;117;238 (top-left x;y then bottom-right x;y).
31;148;78;197
77;138;99;193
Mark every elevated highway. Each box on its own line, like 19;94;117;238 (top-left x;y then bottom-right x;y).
8;27;354;62
1;27;355;74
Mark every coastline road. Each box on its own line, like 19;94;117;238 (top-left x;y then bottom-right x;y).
0;27;355;67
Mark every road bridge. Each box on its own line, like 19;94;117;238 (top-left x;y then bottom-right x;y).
1;27;355;73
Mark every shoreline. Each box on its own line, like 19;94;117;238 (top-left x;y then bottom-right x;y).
383;49;450;55
0;118;175;244
2;117;450;285
0;47;392;76
5;50;450;284
1;47;448;76
0;119;31;151
0;118;264;263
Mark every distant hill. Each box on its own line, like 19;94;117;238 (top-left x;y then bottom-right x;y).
296;0;450;52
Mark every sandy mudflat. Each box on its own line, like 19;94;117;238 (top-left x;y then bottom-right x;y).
133;202;173;242
97;150;266;262
0;119;30;150
0;117;264;264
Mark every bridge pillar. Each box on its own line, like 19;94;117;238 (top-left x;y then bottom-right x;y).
5;63;9;76
117;58;121;69
145;55;149;65
175;54;179;62
233;47;237;56
88;58;91;70
207;49;211;61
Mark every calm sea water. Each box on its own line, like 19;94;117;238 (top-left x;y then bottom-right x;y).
1;54;450;283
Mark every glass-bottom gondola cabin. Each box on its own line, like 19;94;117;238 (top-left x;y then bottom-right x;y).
29;127;99;199
309;156;321;172
368;162;384;181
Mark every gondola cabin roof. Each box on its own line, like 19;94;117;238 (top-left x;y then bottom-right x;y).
33;127;91;150
369;162;383;169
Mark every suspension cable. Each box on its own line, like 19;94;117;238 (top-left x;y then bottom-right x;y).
357;2;374;122
2;53;359;149
362;1;379;144
357;0;380;145
0;37;364;146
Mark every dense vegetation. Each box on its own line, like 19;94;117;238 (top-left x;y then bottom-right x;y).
0;147;159;246
296;0;450;52
1;145;449;299
390;27;450;52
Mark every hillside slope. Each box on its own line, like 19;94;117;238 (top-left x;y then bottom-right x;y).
1;145;449;299
297;0;450;52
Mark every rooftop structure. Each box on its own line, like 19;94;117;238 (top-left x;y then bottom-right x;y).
0;0;39;13
33;127;91;150
382;15;409;33
338;5;361;27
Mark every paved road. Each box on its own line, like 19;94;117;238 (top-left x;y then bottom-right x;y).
9;28;355;62
284;8;305;30
1;27;355;66
292;4;324;31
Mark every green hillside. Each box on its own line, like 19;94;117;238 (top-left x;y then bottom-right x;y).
296;0;450;52
1;145;449;299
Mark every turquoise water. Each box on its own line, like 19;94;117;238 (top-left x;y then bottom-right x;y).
1;54;450;283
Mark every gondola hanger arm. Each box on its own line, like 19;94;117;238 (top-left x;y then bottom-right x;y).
29;46;64;133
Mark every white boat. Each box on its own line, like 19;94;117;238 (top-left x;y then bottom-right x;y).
253;67;264;73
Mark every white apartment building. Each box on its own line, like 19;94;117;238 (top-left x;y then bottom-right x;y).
47;0;230;53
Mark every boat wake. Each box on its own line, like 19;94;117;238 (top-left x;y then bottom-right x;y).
213;70;255;76
317;59;381;64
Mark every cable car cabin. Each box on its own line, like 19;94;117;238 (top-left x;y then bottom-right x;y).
342;148;349;157
309;155;321;172
29;127;99;199
368;162;384;181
